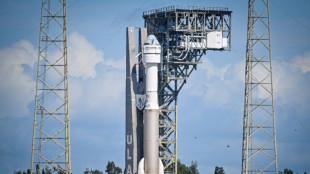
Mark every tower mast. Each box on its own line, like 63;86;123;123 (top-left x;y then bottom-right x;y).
242;0;278;173
31;0;71;173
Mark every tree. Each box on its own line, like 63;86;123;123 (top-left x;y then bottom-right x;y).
284;169;294;174
13;169;31;174
214;166;225;174
177;160;199;174
92;169;103;174
42;166;52;174
105;161;122;174
84;168;91;174
177;160;188;174
84;168;104;174
188;161;199;174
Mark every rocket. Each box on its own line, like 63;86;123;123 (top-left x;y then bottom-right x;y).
137;35;164;174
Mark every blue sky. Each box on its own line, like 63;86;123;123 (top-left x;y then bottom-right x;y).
0;0;310;173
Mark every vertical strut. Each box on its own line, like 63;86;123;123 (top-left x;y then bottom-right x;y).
242;0;278;173
31;0;71;173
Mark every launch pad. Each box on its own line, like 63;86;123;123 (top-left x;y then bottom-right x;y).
126;6;232;174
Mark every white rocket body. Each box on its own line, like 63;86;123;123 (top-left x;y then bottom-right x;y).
138;35;164;174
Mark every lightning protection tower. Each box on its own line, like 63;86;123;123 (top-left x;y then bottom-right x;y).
31;0;71;173
242;0;278;173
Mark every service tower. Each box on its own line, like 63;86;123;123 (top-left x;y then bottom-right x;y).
126;6;232;174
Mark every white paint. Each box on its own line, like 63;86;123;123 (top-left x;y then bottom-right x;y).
126;164;133;174
142;35;161;174
126;135;132;145
126;134;133;173
207;31;224;49
127;148;132;160
137;158;164;174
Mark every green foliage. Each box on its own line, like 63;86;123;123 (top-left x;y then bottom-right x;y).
279;169;308;174
105;161;122;174
84;168;104;174
42;166;52;174
284;168;294;174
177;160;188;174
188;161;199;174
13;169;32;174
13;170;23;174
214;166;225;174
91;169;103;174
177;160;199;174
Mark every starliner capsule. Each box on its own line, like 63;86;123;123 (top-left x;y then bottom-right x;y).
138;35;164;174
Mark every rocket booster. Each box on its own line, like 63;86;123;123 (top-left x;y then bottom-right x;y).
138;35;164;174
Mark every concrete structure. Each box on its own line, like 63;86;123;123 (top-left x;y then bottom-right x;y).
125;27;146;174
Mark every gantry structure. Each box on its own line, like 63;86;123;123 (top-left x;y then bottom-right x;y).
242;0;278;173
141;6;232;173
31;0;71;173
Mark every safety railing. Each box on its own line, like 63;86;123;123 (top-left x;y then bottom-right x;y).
143;5;229;16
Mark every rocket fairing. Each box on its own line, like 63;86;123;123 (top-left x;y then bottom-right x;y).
138;35;164;174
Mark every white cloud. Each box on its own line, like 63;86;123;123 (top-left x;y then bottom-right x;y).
66;35;126;119
69;58;125;120
185;57;244;107
68;32;104;79
273;57;310;110
292;52;310;74
85;68;125;109
0;40;37;118
202;58;231;81
185;52;310;111
0;32;117;119
104;57;125;70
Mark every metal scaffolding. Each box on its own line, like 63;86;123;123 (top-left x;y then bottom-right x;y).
31;0;71;173
143;6;232;173
242;0;278;173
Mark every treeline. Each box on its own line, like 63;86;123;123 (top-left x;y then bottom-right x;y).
14;162;308;174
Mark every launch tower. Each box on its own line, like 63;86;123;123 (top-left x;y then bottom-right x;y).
126;6;232;174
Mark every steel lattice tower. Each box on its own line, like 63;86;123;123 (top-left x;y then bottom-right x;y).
242;0;278;173
143;6;232;173
31;0;71;173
